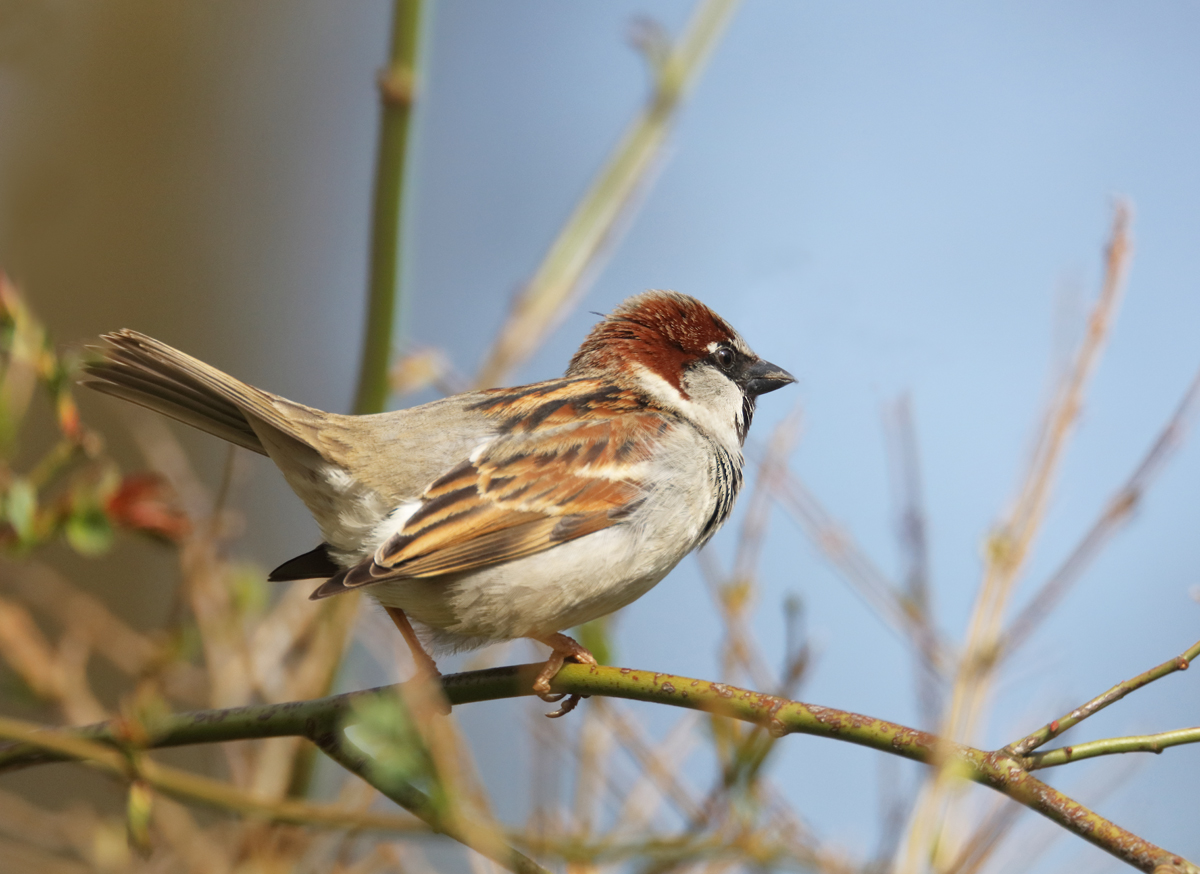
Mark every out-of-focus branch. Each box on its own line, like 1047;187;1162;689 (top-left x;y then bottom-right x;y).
1007;638;1200;757
882;393;942;726
474;0;741;388
0;714;424;834
703;408;803;692
903;203;1133;871
354;0;424;416
2;657;1197;873
315;726;550;874
1002;364;1200;656
772;463;950;671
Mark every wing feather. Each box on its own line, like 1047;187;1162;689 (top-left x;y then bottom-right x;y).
331;389;670;591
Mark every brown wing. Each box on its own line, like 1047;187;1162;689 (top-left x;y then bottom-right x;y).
310;400;671;598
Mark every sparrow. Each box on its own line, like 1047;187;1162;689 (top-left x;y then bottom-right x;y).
84;291;794;715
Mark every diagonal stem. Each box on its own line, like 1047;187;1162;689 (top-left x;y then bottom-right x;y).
1007;638;1200;757
474;0;741;388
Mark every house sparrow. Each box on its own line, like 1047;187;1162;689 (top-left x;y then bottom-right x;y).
84;291;794;715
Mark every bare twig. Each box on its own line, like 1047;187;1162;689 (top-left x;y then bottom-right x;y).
902;203;1134;872
1007;638;1200;757
772;464;949;670
1026;726;1200;770
882;393;942;726
475;0;741;387
1003;364;1200;655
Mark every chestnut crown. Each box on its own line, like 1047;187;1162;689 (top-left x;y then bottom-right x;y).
567;290;794;399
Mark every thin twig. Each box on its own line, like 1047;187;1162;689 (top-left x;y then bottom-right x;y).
1003;363;1200;655
474;0;741;387
1026;726;1200;770
1007;638;1200;757
771;463;949;670
882;393;942;726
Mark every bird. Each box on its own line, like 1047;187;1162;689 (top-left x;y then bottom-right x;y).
83;290;794;715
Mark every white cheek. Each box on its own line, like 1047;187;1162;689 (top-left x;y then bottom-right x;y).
633;364;743;450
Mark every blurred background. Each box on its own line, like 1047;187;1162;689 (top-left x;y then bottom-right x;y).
1;1;1198;871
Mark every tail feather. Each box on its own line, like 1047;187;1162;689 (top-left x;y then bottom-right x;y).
83;330;314;457
82;377;265;454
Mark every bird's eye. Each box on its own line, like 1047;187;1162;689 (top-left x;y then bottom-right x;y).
713;346;735;370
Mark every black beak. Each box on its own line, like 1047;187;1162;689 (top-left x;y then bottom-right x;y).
741;358;796;397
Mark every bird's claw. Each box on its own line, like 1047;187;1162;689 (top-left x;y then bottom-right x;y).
544;694;584;718
532;633;598;718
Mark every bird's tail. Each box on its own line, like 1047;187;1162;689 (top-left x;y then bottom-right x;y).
82;329;324;457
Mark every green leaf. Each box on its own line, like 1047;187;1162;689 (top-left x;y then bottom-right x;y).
65;505;114;555
126;780;154;856
4;477;36;545
347;693;432;789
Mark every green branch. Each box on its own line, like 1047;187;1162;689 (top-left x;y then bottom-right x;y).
1026;726;1200;770
1;662;1196;873
1007;638;1200;757
354;0;424;416
315;725;550;874
0;714;425;833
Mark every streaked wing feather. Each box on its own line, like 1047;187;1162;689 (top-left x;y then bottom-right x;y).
338;397;668;587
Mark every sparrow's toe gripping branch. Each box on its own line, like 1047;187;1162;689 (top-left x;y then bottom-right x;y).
533;633;598;718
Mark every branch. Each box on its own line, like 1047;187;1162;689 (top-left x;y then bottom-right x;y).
0;714;424;833
1026;726;1200;770
1003;364;1200;656
354;0;424;416
1007;638;1200;757
0;662;1195;872
474;0;740;388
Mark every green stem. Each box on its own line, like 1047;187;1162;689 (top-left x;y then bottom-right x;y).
353;0;424;416
292;0;426;801
1;664;1195;873
1007;638;1200;756
318;726;550;874
1026;726;1200;770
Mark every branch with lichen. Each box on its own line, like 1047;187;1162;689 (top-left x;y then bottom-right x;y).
2;647;1197;874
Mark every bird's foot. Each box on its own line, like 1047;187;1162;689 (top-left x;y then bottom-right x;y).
532;633;597;718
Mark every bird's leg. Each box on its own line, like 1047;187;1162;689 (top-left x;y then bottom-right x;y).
385;607;450;715
532;633;597;718
385;606;440;676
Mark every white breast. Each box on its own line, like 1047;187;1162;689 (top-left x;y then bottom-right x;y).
365;423;735;654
